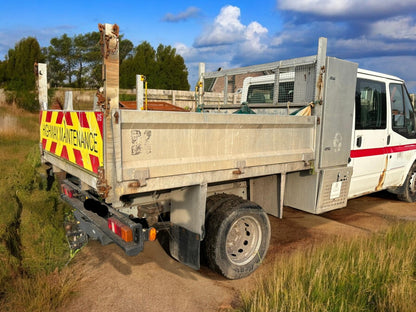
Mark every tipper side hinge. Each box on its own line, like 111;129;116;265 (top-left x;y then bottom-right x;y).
97;166;111;198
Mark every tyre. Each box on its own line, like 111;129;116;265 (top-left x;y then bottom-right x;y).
203;195;271;279
398;162;416;202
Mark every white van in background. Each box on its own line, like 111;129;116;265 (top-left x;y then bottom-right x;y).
241;72;295;104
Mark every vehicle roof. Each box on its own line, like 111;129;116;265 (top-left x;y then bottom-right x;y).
244;68;404;83
243;72;295;83
357;68;403;82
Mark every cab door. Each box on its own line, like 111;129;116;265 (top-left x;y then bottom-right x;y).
384;83;416;187
349;77;388;198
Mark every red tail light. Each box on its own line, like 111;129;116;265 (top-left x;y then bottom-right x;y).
61;184;74;198
108;217;133;242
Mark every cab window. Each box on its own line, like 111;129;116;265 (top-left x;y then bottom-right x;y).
247;82;294;104
247;83;273;103
355;78;386;130
390;83;416;138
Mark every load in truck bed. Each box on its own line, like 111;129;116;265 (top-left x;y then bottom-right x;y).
119;101;187;111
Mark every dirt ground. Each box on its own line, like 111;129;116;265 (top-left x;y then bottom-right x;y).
60;192;416;312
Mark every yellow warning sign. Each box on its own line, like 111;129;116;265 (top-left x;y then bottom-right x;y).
40;111;104;174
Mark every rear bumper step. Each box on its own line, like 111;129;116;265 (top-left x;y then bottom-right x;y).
61;181;145;256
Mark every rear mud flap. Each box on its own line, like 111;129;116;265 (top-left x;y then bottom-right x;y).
169;225;201;270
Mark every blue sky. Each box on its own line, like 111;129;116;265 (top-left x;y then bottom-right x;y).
1;0;416;92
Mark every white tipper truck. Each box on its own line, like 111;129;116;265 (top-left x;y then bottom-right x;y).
38;24;416;279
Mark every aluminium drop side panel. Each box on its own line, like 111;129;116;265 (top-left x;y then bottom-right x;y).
116;110;316;195
318;57;358;169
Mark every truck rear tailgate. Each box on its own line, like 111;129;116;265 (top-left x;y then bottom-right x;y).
40;110;104;186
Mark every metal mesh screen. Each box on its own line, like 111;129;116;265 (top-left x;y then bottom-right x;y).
201;56;318;108
246;72;295;104
293;64;316;106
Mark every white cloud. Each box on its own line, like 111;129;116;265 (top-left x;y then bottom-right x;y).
192;5;271;62
271;27;310;47
277;0;416;18
174;41;235;85
334;37;395;51
195;5;246;46
162;7;201;22
371;16;416;40
243;22;268;52
278;0;351;15
331;34;416;59
176;3;416;92
176;6;272;86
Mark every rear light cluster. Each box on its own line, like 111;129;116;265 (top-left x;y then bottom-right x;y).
108;217;134;242
148;227;157;241
62;184;74;198
107;217;158;243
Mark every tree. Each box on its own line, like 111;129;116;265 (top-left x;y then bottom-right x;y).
0;59;6;85
47;34;74;86
5;37;43;90
46;32;133;88
73;32;101;88
120;41;156;89
2;37;44;111
155;44;189;90
1;30;189;94
119;37;134;65
120;41;189;90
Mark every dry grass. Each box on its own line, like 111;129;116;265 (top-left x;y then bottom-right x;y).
0;106;39;140
237;222;416;312
0;105;76;311
1;268;80;312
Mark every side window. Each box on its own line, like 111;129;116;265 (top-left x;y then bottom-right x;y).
355;78;386;130
247;83;273;103
246;81;294;104
278;81;294;103
390;83;416;138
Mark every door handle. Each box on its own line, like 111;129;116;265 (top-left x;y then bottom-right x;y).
387;134;391;145
356;136;362;147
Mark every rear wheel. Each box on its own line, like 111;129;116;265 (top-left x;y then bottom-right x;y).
398;163;416;202
203;195;270;279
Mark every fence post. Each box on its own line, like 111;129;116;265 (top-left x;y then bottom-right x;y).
136;75;144;110
36;63;48;110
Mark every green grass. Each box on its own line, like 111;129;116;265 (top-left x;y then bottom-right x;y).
0;105;76;311
237;222;416;312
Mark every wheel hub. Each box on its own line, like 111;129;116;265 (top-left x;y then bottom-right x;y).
409;171;416;194
226;216;262;266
